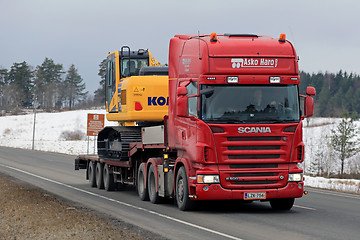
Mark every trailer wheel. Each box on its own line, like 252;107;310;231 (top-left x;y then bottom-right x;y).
103;164;115;191
96;162;104;189
270;198;295;211
176;166;194;211
148;164;161;204
88;161;97;187
137;164;149;201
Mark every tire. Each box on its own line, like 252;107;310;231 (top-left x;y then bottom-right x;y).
176;166;194;211
88;161;97;187
137;164;149;201
96;162;104;189
270;198;295;211
148;164;161;204
103;164;115;191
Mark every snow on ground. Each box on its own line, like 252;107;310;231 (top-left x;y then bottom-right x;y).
0;109;116;155
305;176;360;193
0;110;359;193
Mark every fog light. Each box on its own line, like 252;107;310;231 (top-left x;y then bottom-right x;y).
203;186;209;191
298;183;303;189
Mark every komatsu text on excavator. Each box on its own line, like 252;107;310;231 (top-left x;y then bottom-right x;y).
76;33;316;211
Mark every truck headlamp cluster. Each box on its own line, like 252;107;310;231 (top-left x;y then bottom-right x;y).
197;175;220;184
227;76;239;83
288;173;303;182
269;76;281;84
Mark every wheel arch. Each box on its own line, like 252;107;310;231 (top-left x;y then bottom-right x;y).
173;157;192;195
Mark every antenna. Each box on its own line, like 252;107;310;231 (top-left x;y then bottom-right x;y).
198;30;202;60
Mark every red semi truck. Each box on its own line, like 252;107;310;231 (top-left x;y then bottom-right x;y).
75;33;315;211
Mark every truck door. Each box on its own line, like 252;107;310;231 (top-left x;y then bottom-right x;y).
175;80;198;158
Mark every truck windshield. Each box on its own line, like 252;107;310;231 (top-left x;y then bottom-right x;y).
200;85;300;123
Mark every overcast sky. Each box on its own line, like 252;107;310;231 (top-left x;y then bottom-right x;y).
1;0;360;94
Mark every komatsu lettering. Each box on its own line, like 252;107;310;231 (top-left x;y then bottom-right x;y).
148;96;169;106
238;127;272;133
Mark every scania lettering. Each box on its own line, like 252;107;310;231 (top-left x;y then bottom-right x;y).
75;33;316;211
238;127;271;134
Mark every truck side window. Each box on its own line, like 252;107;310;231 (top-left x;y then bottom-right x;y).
187;81;198;117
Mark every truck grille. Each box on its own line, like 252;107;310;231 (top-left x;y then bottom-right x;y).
224;136;285;162
218;135;290;189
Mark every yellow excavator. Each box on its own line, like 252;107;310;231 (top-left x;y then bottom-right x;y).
98;47;169;159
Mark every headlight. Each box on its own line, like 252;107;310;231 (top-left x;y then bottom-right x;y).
197;175;220;184
288;173;303;182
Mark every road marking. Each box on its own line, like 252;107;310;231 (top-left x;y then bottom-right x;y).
308;188;360;200
293;205;316;211
0;163;243;240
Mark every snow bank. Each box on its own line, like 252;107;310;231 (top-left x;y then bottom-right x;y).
305;175;360;194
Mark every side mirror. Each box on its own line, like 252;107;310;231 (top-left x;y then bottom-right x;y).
304;96;314;117
306;86;316;96
177;96;188;117
177;87;187;96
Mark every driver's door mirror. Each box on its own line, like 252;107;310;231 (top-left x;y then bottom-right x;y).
177;87;188;117
304;96;314;117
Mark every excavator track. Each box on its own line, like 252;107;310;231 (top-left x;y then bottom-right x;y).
97;126;141;161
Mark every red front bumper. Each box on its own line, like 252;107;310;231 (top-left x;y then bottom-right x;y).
191;181;304;200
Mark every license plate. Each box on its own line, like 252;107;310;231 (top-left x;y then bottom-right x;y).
244;192;266;200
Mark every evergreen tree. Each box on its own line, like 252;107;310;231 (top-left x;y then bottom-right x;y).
331;113;359;175
7;61;33;108
64;64;87;109
317;78;330;116
94;59;106;106
33;58;64;110
0;68;8;108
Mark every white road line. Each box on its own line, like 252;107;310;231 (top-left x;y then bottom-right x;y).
293;205;316;211
0;163;243;240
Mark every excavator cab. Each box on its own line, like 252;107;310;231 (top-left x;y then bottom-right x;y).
104;47;169;124
105;47;151;113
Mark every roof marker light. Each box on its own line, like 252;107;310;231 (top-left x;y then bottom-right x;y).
227;76;239;83
269;76;281;83
210;32;218;42
279;33;286;43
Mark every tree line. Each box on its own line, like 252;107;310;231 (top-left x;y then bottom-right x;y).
0;58;96;112
299;70;360;118
2;57;360;117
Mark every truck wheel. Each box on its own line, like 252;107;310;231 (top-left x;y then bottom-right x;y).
88;161;97;187
176;166;194;211
270;198;295;210
148;164;161;204
103;164;115;191
137;164;149;201
96;162;104;189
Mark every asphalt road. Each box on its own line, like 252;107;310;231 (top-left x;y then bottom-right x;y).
0;146;359;240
